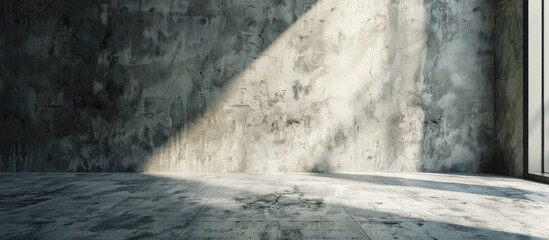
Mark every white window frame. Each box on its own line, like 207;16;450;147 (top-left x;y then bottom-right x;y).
527;0;549;183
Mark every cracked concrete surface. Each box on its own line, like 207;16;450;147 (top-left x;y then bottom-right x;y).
1;173;548;239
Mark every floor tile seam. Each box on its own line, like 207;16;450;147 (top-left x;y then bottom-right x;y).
340;205;372;240
174;176;225;240
503;215;549;234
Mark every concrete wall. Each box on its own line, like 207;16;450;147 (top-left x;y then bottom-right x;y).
494;0;523;177
0;0;495;172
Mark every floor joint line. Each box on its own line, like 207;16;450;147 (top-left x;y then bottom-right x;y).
174;175;225;240
320;181;372;240
342;205;372;240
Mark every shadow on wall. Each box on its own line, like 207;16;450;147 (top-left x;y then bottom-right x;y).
417;0;495;173
494;0;524;177
0;0;318;171
0;0;495;172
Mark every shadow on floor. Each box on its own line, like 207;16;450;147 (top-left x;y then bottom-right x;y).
314;173;544;201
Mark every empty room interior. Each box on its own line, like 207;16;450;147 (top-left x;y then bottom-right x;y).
1;0;549;239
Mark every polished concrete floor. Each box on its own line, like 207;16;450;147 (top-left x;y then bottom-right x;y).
1;173;549;240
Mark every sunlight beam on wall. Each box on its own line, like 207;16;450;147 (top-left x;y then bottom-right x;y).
145;0;427;172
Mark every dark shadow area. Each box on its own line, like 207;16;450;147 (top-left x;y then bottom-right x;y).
0;0;318;171
0;173;546;239
418;0;495;173
315;173;546;201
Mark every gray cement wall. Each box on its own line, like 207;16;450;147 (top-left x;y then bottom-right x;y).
0;0;495;172
494;0;523;177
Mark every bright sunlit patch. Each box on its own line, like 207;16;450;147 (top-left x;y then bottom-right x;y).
145;0;427;172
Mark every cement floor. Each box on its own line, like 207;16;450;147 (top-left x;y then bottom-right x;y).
1;173;548;240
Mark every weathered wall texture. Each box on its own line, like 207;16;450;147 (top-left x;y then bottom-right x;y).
0;0;495;172
494;0;523;177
